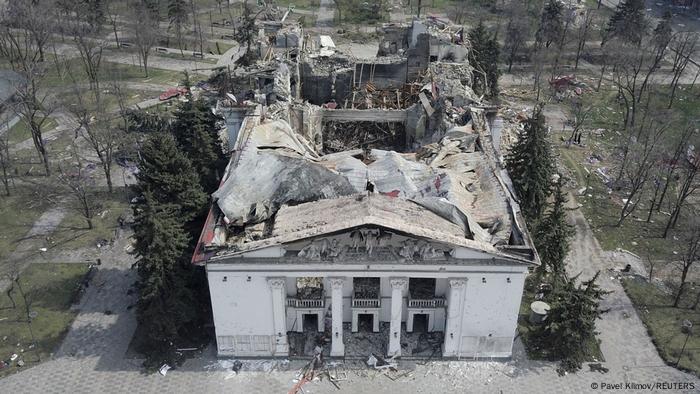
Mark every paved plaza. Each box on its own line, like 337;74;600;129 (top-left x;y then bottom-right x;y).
0;201;698;393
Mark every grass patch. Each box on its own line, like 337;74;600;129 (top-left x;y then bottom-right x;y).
49;189;131;253
42;59;183;88
6;118;58;146
0;186;54;263
622;277;700;375
0;263;90;376
336;0;389;25
276;0;319;10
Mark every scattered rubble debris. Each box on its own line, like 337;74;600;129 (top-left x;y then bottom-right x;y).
158;364;171;376
588;363;609;374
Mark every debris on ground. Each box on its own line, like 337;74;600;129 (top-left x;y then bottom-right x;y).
588;363;609;374
158;364;171;376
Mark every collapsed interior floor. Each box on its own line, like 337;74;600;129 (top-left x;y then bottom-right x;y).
322;121;407;154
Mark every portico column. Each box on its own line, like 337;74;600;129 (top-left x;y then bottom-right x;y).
329;277;345;357
268;277;289;355
443;278;467;357
388;277;408;357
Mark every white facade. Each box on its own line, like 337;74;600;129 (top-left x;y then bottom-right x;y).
206;235;530;359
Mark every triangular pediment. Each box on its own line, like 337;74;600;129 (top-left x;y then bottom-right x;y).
233;225;502;262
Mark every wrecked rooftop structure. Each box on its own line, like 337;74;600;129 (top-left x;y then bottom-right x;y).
196;17;537;360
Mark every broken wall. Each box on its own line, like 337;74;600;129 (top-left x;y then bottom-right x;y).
300;62;354;105
407;33;430;81
354;61;408;89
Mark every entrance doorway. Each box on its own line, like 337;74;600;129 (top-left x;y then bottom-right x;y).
358;313;374;332
413;314;429;333
302;314;319;332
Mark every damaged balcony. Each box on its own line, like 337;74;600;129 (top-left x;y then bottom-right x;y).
352;277;381;333
407;278;445;333
287;277;325;333
407;278;444;308
287;277;325;308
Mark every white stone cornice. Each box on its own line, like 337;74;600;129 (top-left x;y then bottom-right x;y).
390;277;409;290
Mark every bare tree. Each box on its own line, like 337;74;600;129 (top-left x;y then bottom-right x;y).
66;82;121;194
108;76;131;132
11;68;56;176
131;3;160;77
616;115;669;226
574;8;593;71
566;97;592;146
5;0;56;62
502;2;530;73
57;148;98;229
667;32;698;109
663;148;699;238
0;7;58;176
656;125;696;212
168;0;189;56
673;220;700;308
637;12;673;102
550;5;574;79
0;115;13;196
106;1;121;48
65;1;107;96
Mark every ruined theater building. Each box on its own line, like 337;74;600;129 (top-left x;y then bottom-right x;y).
193;18;538;360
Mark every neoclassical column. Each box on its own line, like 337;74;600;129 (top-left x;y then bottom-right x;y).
443;278;467;357
267;277;289;355
329;277;345;357
388;277;408;356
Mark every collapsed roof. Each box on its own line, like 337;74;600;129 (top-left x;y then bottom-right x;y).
197;17;537;265
208;113;523;259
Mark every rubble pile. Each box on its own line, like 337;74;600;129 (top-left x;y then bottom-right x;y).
323;120;405;153
346;81;422;110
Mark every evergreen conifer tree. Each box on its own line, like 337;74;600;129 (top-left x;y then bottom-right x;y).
505;104;554;219
468;21;501;99
534;271;607;374
171;73;226;191
133;192;198;367
535;0;563;49
136;132;207;221
533;179;575;278
603;0;647;46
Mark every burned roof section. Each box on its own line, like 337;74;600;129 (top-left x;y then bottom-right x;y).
196;18;538;266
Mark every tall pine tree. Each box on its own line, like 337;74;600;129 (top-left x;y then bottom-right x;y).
535;0;563;49
533;271;607;374
468;21;501;99
505;104;554;219
533;179;575;278
603;0;648;46
133;192;198;367
136;132;207;221
170;73;226;192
